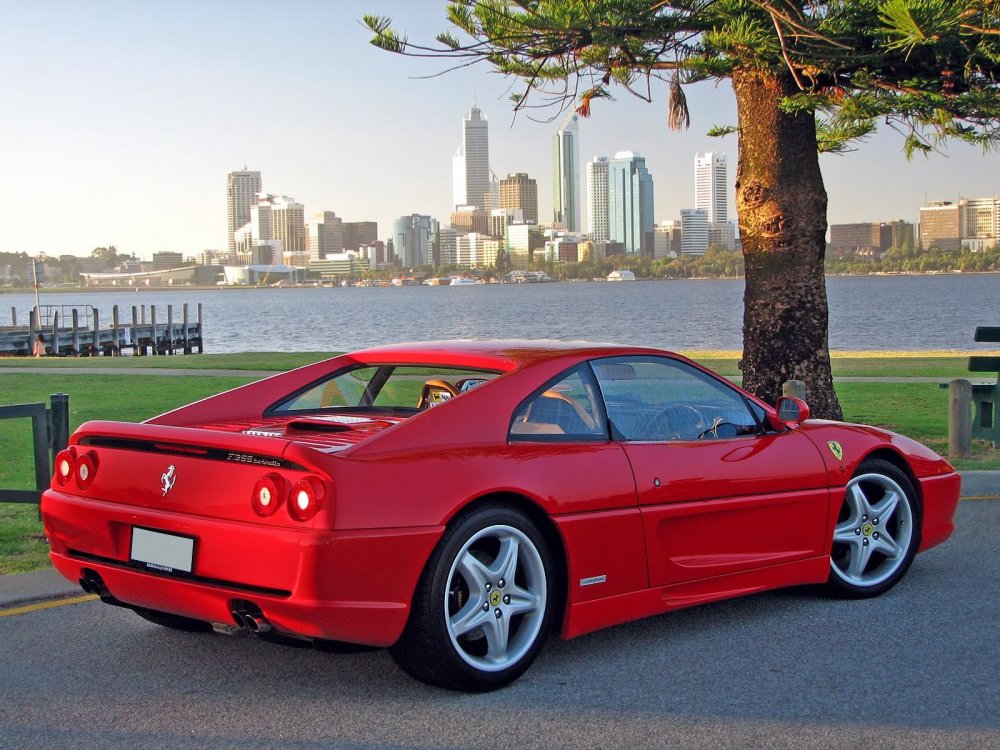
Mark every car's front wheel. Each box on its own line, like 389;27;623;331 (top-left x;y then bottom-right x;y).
391;505;556;691
827;458;921;598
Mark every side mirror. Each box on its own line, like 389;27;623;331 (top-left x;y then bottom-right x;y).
773;396;810;429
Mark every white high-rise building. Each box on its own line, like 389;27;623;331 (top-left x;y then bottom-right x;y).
553;111;581;231
681;208;709;255
227;169;262;254
586;156;610;242
453;104;492;210
695;152;728;224
251;195;304;254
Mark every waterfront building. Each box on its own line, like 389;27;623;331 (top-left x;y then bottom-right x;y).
309;251;369;280
269;196;305;255
608;151;655;255
828;221;914;257
393;214;435;268
695;152;728;224
343;221;378;252
708;221;737;251
586;156;610;242
680;209;709;255
455;233;501;267
552;112;581;231
544;235;580;264
506;223;544;268
919;202;961;251
226;169;262;254
453;103;493;210
437;227;458;266
654;220;683;259
499;173;538;224
450;206;490;235
306;211;344;261
960;197;1000;246
151;251;184;270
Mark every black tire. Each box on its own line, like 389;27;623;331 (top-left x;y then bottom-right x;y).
826;458;922;598
390;504;556;692
133;607;213;633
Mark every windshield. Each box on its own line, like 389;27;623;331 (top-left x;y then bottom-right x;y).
268;364;501;415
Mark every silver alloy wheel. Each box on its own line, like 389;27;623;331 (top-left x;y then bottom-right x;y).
443;524;547;673
830;472;914;588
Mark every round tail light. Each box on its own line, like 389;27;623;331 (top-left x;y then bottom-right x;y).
288;477;324;522
76;451;98;490
54;449;76;487
251;474;286;517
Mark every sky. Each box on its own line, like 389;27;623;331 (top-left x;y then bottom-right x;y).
2;0;998;260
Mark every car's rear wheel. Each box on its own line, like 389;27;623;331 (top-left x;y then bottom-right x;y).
390;505;555;692
133;607;213;633
827;458;921;598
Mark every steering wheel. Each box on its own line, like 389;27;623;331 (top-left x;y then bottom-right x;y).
637;404;705;441
418;379;459;409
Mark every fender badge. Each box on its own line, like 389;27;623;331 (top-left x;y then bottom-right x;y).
161;465;177;496
827;441;844;461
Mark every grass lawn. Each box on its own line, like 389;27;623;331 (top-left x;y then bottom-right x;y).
0;354;995;574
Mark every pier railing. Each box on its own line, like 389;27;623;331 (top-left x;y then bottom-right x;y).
0;394;70;505
1;303;203;357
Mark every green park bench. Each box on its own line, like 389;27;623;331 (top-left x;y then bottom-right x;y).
969;326;1000;445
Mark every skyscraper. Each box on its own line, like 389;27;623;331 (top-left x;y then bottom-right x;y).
499;173;538;224
453;104;492;210
227;169;262;254
552;112;580;231
393;214;435;268
586;156;610;242
694;152;728;224
609;152;655;255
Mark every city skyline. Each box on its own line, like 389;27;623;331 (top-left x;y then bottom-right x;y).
2;1;998;260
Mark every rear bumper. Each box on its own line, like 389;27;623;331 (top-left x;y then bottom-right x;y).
42;489;442;647
917;471;961;553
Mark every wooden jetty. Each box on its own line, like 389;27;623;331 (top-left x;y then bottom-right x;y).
1;303;204;357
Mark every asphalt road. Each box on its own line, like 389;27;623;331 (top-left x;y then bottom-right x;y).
2;501;998;750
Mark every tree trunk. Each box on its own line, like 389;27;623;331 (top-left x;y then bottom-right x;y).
732;69;843;420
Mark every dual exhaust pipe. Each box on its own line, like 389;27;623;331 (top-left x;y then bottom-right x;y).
230;599;272;634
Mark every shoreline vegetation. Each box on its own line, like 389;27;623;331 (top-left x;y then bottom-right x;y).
1;352;997;573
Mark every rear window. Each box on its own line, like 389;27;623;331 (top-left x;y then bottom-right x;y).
269;365;501;415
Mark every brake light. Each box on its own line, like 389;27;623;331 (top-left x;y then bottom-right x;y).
251;474;286;517
54;449;76;487
76;451;98;490
288;477;324;522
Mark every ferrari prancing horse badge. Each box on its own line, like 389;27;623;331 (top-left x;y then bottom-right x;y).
827;441;844;461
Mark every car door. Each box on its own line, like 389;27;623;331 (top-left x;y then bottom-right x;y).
592;356;831;588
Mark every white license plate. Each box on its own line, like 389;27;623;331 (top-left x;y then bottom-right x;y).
130;527;194;574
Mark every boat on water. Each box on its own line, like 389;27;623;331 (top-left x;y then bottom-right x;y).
449;276;479;286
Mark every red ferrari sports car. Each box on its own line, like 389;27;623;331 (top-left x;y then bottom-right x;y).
41;340;960;691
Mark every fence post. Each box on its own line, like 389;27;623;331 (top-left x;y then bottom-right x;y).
50;393;70;459
949;379;972;459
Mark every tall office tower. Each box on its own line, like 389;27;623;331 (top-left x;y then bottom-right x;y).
227;169;262;253
342;221;378;252
499;173;538;224
264;196;305;254
306;211;344;261
453;104;492;210
552;112;581;231
586;156;610;241
694;152;728;224
681;209;709;254
393;214;435;268
608;152;655;255
960;196;1000;240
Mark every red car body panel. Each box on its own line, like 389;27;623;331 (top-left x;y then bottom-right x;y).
41;340;960;650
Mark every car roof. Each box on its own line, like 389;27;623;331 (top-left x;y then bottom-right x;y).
348;339;676;372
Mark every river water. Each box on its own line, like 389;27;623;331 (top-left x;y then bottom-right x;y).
2;274;997;353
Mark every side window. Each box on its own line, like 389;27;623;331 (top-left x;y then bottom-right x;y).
510;367;607;440
592;356;761;441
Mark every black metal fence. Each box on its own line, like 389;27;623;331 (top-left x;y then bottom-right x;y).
0;394;70;504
